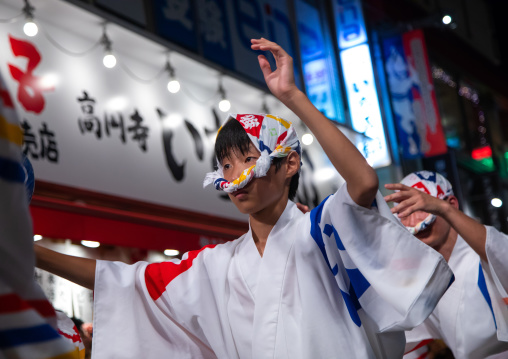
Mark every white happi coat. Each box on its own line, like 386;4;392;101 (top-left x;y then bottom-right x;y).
92;185;453;359
405;227;508;359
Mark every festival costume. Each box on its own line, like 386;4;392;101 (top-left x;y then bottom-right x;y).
0;72;78;358
398;171;454;235
93;115;452;358
93;186;453;358
405;229;508;359
401;171;508;359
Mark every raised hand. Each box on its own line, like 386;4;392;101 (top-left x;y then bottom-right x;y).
251;38;300;103
251;39;378;208
384;183;448;218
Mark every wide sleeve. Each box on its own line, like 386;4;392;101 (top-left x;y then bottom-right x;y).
92;259;217;359
482;226;508;341
309;184;454;332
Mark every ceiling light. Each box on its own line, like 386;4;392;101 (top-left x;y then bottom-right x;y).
165;58;180;94
101;25;116;69
442;15;452;25
22;0;38;37
491;198;502;208
218;77;231;112
302;133;314;146
164;249;180;256
81;240;100;248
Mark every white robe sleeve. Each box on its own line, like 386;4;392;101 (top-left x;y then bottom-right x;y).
92;259;217;359
311;184;453;333
483;226;508;341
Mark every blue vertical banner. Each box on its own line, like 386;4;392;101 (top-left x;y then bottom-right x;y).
228;0;301;87
333;0;391;168
296;0;342;123
153;0;198;51
152;0;301;87
333;0;367;50
97;0;147;26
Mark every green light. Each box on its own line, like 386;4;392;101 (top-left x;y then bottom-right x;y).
479;158;495;171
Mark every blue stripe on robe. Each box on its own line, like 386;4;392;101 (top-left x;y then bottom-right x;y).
310;195;371;327
0;323;61;349
478;263;497;329
0;156;25;183
310;195;335;274
447;274;455;289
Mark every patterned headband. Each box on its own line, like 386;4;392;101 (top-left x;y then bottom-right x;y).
203;113;301;193
399;171;454;234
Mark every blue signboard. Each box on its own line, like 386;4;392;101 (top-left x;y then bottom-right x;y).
333;0;367;50
333;0;391;167
296;0;342;122
97;0;147;26
152;0;301;87
153;0;198;51
199;0;235;69
227;0;301;86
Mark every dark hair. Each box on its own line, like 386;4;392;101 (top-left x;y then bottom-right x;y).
215;119;299;200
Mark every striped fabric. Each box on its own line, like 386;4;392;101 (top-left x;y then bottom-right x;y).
0;71;78;358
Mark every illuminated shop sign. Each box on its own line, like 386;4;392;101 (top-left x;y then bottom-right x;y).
340;44;390;167
296;0;343;123
333;0;368;51
333;0;391;167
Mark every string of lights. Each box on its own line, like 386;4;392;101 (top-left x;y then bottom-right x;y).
180;85;220;105
1;0;237;112
0;11;23;24
119;61;167;84
42;29;102;57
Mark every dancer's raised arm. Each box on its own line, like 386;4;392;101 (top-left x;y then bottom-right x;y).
251;38;378;207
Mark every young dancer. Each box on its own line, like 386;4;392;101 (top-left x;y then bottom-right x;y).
36;39;453;358
385;171;508;358
0;73;79;358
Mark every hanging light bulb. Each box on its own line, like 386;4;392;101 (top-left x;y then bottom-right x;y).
100;24;116;69
23;21;38;37
302;133;314;145
219;98;231;112
81;240;100;248
165;58;180;94
167;79;180;93
22;0;38;37
218;78;231;112
442;15;452;25
164;249;180;256
491;198;503;208
103;53;117;68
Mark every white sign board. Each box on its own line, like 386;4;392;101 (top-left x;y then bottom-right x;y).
0;0;336;220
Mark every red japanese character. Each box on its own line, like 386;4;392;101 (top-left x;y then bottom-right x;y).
7;35;53;114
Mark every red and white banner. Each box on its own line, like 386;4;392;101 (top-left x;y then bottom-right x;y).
383;29;447;158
